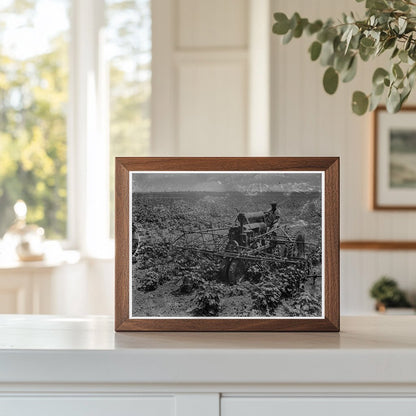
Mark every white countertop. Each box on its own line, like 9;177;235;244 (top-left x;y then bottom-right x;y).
0;315;415;386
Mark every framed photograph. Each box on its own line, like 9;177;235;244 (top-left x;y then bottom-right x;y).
374;106;416;209
115;157;339;331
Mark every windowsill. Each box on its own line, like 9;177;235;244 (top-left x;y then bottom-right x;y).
0;249;81;271
0;238;115;269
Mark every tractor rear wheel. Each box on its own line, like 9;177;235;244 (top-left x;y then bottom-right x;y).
227;259;247;285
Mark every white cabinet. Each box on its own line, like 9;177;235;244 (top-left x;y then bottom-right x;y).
1;316;416;416
1;397;175;416
222;398;416;416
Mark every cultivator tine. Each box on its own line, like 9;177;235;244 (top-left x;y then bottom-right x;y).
198;224;206;249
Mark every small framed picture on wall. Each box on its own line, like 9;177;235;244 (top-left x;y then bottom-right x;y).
374;106;416;209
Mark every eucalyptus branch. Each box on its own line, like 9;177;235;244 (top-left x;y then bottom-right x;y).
272;0;416;115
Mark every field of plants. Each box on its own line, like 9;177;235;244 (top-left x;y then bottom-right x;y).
131;191;322;317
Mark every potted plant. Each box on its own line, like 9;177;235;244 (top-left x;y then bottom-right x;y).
369;276;413;313
272;0;416;115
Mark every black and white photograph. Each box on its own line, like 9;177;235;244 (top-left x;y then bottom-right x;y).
130;171;324;319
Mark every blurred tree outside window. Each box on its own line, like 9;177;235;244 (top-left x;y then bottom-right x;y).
0;0;151;242
0;0;70;239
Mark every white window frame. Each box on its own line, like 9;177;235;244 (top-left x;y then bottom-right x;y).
67;0;111;258
68;0;155;258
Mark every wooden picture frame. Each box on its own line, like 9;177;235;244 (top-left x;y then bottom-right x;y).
373;106;416;210
115;157;339;332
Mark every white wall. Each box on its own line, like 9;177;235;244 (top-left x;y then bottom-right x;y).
152;0;262;157
271;0;416;313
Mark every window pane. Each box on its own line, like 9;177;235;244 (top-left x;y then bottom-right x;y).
0;0;70;239
106;0;151;237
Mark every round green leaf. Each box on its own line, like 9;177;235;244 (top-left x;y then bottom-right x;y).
309;41;322;61
334;52;353;73
372;68;389;86
405;34;413;51
409;45;416;61
373;82;384;96
387;88;401;113
320;41;335;66
323;67;339;95
352;91;369;115
367;0;388;11
273;13;290;35
369;92;383;112
384;37;396;50
307;20;323;35
399;50;408;63
393;63;404;79
360;37;375;48
359;44;374;62
290;12;301;30
317;30;328;43
391;47;399;59
282;29;293;44
342;56;357;83
293;18;308;38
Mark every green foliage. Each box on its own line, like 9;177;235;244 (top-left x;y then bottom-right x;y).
272;0;416;114
369;276;411;307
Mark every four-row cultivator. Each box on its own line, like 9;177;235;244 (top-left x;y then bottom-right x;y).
170;203;320;285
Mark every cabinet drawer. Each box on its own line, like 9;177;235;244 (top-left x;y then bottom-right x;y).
221;397;416;416
0;396;175;416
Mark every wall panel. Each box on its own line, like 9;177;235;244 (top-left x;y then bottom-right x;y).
177;61;247;156
177;0;248;49
152;0;249;156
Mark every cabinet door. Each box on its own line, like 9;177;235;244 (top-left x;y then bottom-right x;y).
0;396;175;416
221;397;416;416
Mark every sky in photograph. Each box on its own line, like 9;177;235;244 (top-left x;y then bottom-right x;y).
132;172;322;193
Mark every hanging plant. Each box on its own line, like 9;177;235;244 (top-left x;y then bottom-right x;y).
272;0;416;115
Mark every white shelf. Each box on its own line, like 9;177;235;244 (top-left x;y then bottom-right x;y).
0;315;415;387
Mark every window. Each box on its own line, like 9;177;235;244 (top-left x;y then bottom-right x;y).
106;0;151;237
0;0;70;239
0;0;151;251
